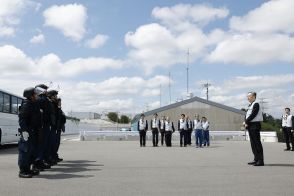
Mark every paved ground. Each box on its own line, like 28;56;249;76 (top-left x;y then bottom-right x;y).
0;140;294;196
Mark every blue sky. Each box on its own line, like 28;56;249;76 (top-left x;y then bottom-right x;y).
1;0;294;117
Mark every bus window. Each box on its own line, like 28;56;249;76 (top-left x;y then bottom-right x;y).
0;92;3;112
11;96;18;114
3;93;11;113
17;98;23;113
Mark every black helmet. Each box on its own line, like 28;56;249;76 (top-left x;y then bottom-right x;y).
23;87;35;98
47;90;58;97
35;84;48;90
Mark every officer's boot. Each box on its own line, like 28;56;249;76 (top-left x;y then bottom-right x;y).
19;168;32;178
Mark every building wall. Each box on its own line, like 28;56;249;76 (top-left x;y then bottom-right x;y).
141;101;245;131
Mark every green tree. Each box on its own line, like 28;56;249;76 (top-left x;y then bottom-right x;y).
120;115;130;124
107;112;118;122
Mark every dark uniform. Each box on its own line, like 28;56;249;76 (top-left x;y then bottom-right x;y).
35;89;52;169
164;120;175;147
186;118;193;145
178;116;188;147
281;111;294;151
245;100;264;166
137;115;148;147
18;87;42;178
47;90;59;164
150;116;160;147
159;118;165;146
54;100;66;161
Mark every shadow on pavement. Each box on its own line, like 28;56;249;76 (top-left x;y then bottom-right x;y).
35;160;103;180
266;164;294;167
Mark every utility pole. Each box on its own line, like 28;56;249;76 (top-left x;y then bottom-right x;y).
168;71;171;104
186;49;190;95
203;82;211;100
159;84;162;107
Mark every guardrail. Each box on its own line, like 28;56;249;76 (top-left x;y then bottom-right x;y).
79;130;278;142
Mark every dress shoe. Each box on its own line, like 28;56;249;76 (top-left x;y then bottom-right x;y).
19;171;32;178
248;161;257;165
29;169;40;176
284;148;290;151
254;161;264;166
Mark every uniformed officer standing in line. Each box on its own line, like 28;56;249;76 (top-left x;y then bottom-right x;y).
164;117;175;147
243;92;264;166
202;117;210;147
47;90;59;165
159;116;166;146
186;116;193;145
53;98;66;162
137;114;148;147
193;114;203;148
150;113;160;147
281;108;294;151
18;87;42;178
35;84;52;169
178;114;188;147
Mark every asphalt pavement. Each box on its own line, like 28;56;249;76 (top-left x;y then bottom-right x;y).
0;140;294;196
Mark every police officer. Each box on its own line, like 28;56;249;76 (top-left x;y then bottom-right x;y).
178;114;187;147
137;114;148;147
193;114;203;148
186;116;193;145
150;113;160;147
47;90;59;164
244;92;264;166
54;98;66;162
35;84;52;169
159;116;165;146
281;108;294;151
164;117;175;147
18;87;42;178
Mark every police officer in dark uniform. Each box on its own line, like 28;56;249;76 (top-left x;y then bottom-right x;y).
35;84;52;169
244;92;264;166
18;87;42;178
53;98;66;162
47;90;59;164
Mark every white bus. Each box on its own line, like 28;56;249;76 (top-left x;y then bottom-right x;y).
0;89;23;145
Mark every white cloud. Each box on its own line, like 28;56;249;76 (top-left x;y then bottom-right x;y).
0;45;36;75
0;0;38;37
125;4;230;74
206;33;294;65
125;23;207;74
152;4;229;31
85;34;109;49
43;4;87;41
230;0;294;34
208;74;294;96
75;75;170;96
0;45;124;78
30;33;45;44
